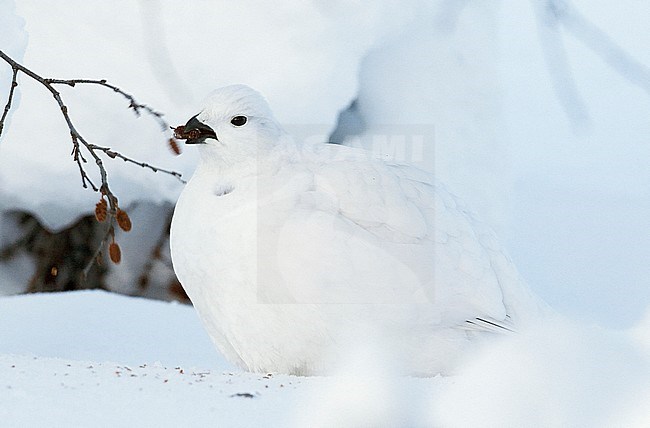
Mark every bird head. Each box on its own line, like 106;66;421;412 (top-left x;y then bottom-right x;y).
175;85;285;165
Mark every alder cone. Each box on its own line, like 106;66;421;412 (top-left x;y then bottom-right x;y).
169;138;181;155
95;199;108;222
109;242;122;264
116;209;132;232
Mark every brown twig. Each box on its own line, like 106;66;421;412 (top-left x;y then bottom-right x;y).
0;67;19;137
0;50;121;208
90;143;184;180
83;222;114;279
136;209;174;295
45;78;169;131
0;50;184;210
0;49;186;278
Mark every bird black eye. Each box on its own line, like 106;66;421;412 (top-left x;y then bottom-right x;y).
230;115;247;127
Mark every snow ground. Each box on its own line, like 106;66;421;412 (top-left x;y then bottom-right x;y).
1;291;648;427
0;291;436;427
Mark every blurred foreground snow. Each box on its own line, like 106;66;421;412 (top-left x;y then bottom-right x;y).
0;291;648;427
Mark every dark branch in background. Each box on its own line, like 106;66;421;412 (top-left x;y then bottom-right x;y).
551;1;650;95
135;208;188;302
136;212;173;294
0;49;185;278
533;0;650;127
532;0;590;129
1;213;108;293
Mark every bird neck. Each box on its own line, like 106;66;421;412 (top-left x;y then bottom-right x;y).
194;138;294;184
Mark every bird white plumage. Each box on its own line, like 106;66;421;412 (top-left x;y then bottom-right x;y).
170;85;544;376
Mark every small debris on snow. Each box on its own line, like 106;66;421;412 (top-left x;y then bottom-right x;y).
230;392;256;399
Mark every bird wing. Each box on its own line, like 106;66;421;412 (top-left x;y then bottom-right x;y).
257;143;541;329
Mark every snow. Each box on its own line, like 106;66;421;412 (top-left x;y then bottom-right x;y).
498;0;650;329
1;291;648;427
339;0;650;329
433;316;650;427
1;0;650;424
350;1;508;231
0;290;222;368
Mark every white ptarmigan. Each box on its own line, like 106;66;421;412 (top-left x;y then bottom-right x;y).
170;85;544;376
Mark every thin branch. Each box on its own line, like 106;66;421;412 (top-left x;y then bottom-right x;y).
90;143;185;181
0;49;185;213
0;48;186;278
71;142;98;191
46;78;169;131
0;67;19;138
0;215;41;261
0;49;119;209
136;208;174;296
532;0;590;129
83;222;114;279
547;0;650;96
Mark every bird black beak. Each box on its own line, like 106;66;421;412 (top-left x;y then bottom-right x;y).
183;114;218;144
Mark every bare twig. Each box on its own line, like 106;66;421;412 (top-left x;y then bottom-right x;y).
136;208;174;295
0;67;19;137
532;0;590;128
540;0;650;96
0;214;41;261
45;78;169;131
0;50;184;205
0;48;185;278
0;50;120;209
83;223;114;279
90;143;184;180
